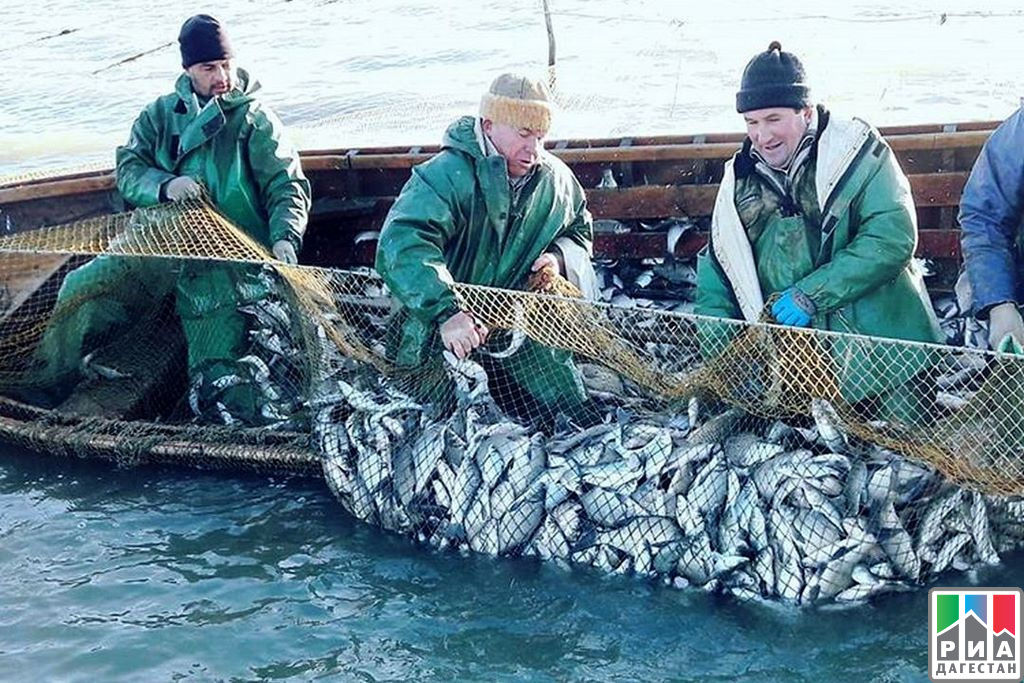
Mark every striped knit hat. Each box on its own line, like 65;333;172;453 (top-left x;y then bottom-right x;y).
479;73;553;134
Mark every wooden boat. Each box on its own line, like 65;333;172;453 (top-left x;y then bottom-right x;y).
0;119;999;472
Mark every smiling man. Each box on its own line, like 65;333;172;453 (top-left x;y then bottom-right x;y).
32;14;310;425
696;42;941;422
375;73;598;425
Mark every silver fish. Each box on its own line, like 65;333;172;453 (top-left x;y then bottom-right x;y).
834;581;897;603
815;536;878;601
929;532;971;575
753;450;812;501
431;478;451;509
917;489;965;552
969;493;1000;566
687;397;700;430
531;515;570;561
687;454;728;521
598;517;683;560
737;484;769;553
675;533;714;585
869;562;897;581
631;479;676;519
580;456;643;491
350;474;377;522
497;490;545;554
506;435;545;497
468;517;499;556
687;408;745;444
412;423;448;496
873;500;920;581
811;399;848;453
449;457;483;531
717;471;745;554
548;422;620;456
238;354;271;384
484;328;527;360
465;495;492;545
490;479;517;520
582;487;646;528
843;458;868;516
791;508;843;556
550;501;583;543
477;444;512;492
322;454;353;495
318;421;349;461
723;433;784;468
753;546;776;593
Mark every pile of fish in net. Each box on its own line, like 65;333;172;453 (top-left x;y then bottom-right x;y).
2;197;1020;607
309;349;1020;607
222;226;1014;607
188;265;308;430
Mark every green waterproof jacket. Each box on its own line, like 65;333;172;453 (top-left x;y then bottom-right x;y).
696;108;942;406
375;116;595;421
115;69;310;250
376;115;592;367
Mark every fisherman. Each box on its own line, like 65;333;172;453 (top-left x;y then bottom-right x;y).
375;72;599;426
33;14;310;424
959;107;1024;350
696;41;942;422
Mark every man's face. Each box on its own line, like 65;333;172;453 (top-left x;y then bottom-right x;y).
483;120;546;177
743;106;813;168
186;59;236;99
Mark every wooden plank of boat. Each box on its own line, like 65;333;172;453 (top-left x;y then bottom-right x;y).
0;395;320;475
297;129;993;172
585;172;968;218
590;228;962;261
305;172;969;264
0;253;73;326
0;125;994;202
291;120;998;160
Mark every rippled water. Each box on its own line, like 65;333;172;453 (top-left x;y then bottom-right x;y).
3;446;1024;681
5;2;1024;679
3;0;1024;175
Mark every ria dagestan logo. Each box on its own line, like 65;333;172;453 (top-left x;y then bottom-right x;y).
930;588;1023;681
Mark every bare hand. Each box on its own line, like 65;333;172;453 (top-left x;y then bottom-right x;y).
531;252;561;275
440;311;489;359
164;176;202;202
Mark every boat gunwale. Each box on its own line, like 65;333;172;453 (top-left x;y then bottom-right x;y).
0;120;999;203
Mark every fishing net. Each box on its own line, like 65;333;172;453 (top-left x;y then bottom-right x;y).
0;197;1022;605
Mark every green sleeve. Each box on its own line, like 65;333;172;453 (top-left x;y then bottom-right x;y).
695;243;744;358
375;168;461;326
115;108;175;207
247;108;311;250
795;147;916;313
695;243;743;320
560;177;594;250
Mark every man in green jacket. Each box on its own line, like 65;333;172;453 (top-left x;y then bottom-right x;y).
696;42;942;423
34;15;310;424
375;73;598;425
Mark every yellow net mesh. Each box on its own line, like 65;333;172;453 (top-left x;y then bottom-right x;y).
1;199;1022;605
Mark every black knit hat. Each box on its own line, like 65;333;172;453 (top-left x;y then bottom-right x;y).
735;41;810;113
179;14;235;68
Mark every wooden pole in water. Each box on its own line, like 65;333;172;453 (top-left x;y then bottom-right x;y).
542;0;557;91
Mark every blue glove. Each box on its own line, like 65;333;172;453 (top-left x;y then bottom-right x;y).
771;288;816;327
